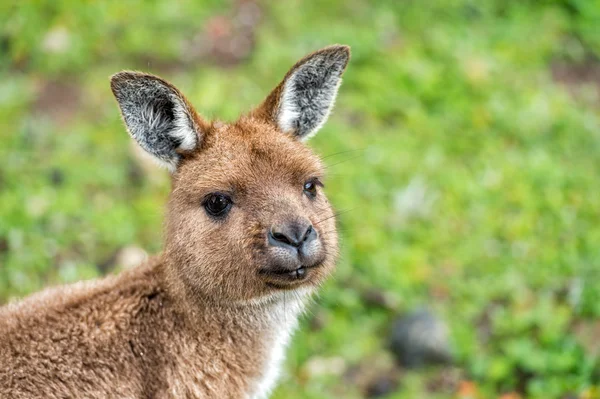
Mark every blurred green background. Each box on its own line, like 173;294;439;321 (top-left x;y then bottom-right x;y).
2;1;600;398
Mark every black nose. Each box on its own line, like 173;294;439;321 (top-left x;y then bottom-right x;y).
269;221;316;249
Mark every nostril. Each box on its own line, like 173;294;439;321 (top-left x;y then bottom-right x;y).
302;225;313;242
271;231;292;246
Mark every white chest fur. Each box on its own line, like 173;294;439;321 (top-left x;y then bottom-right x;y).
249;291;309;399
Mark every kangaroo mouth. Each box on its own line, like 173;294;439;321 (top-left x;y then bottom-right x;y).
261;265;308;279
259;263;320;287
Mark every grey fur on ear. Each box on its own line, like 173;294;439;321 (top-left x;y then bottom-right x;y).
110;72;202;171
266;45;350;140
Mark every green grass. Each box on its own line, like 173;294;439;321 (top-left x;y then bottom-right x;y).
2;1;600;397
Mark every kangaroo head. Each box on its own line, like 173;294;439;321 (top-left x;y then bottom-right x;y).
110;45;349;305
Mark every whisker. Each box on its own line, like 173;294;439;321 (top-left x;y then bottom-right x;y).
324;154;363;169
319;226;351;236
314;208;355;225
284;291;287;325
320;148;365;160
314;214;339;226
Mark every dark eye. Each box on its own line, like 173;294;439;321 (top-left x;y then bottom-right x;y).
303;179;321;198
203;193;232;217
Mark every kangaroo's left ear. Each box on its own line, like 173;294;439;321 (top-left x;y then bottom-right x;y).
253;45;350;140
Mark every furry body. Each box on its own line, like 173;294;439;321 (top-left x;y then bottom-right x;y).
0;258;304;398
0;45;349;398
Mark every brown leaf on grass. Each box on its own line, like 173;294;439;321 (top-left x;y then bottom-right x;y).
181;0;262;67
552;59;600;104
572;320;600;358
32;79;83;127
425;366;463;394
457;380;478;398
499;393;522;399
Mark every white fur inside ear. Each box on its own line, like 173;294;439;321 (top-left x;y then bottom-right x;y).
170;95;198;151
275;51;347;140
277;71;342;141
277;74;302;135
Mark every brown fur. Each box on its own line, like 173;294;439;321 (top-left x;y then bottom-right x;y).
0;45;349;398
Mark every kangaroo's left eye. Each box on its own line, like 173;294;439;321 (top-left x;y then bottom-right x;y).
303;179;322;199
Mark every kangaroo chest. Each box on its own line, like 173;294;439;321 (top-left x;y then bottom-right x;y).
165;296;305;399
250;299;304;399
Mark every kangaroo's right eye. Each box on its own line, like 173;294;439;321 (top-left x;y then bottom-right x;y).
203;193;232;218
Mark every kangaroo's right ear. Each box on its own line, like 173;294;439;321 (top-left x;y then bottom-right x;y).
110;72;207;171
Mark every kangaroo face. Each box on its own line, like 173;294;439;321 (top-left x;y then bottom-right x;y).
111;46;349;303
165;119;338;303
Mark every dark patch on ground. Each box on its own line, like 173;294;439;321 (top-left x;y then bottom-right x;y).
551;59;600;101
365;374;399;398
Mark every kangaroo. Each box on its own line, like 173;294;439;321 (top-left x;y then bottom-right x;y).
0;45;349;398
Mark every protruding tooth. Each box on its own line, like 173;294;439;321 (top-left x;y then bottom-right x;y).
286;267;306;279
